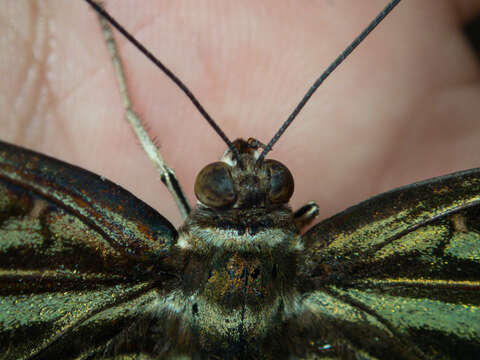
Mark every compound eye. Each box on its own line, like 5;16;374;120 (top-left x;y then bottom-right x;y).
194;162;236;208
265;160;294;204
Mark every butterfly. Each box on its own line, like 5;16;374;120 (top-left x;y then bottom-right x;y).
1;1;479;359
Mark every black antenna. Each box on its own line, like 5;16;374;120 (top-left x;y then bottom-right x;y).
257;0;402;163
83;0;243;166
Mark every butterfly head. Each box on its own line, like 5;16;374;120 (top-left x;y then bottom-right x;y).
194;138;294;210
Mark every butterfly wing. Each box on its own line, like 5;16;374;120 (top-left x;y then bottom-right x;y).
298;169;480;359
0;141;179;359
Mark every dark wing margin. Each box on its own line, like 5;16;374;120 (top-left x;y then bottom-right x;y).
0;141;179;359
298;168;480;359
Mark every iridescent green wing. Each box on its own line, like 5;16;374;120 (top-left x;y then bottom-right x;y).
0;141;178;360
299;169;480;359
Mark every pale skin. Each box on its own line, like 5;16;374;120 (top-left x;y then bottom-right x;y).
1;0;480;228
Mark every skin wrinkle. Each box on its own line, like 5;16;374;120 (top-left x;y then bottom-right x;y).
30;11;57;144
44;62;109;124
39;12;137;126
5;5;36;142
11;2;54;148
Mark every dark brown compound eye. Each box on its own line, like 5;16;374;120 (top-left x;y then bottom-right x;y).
194;162;236;208
265;159;294;204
